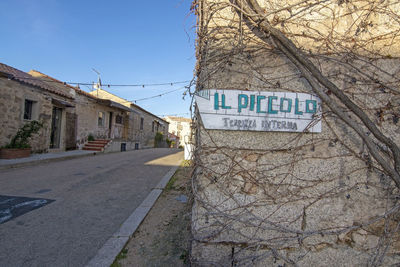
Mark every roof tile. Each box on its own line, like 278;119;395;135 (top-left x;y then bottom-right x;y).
0;62;72;98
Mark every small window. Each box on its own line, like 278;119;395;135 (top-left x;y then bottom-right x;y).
152;121;155;132
98;112;105;126
140;117;144;130
24;99;35;120
116;115;123;124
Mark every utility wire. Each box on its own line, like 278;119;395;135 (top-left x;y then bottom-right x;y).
156;112;190;117
132;86;187;103
9;75;192;88
70;80;191;88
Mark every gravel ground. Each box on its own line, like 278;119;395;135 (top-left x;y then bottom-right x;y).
114;160;193;267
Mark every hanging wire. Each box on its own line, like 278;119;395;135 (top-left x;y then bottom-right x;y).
132;86;187;102
9;75;191;88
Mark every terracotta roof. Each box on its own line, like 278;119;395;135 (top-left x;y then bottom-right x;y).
164;116;192;123
97;99;133;112
29;70;97;100
29;70;133;112
168;132;180;139
91;88;169;124
0;63;72;99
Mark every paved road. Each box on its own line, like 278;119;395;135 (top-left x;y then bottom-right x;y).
0;148;183;267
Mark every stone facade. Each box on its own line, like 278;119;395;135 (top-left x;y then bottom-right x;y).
90;89;169;149
0;64;135;154
164;116;192;147
29;70;131;151
0;77;52;152
0;64;76;153
192;1;400;266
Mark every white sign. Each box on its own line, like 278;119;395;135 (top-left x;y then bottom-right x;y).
195;89;322;133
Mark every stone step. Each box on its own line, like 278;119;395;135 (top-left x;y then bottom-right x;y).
84;143;105;148
82;139;110;152
88;140;109;145
90;139;110;143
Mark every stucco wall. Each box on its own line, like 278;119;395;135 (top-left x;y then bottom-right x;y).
164;116;192;146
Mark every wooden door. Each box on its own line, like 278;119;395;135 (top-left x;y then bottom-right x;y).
65;112;77;150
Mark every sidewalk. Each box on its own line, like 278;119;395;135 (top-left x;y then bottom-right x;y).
0;150;96;170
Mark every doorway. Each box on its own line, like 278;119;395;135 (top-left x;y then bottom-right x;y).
108;112;113;139
65;112;77;150
50;107;62;149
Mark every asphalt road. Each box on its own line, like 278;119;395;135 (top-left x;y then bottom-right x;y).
0;148;183;267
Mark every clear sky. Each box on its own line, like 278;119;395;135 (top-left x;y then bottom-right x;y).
0;0;196;118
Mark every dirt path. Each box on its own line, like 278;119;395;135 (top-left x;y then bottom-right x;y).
114;161;193;267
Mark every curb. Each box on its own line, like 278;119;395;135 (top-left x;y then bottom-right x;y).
85;163;182;267
0;152;98;171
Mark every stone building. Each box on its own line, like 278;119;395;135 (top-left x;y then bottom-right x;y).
28;70;132;152
0;63;75;152
163;116;192;147
0;62;153;154
167;132;180;148
192;0;400;266
89;89;169;149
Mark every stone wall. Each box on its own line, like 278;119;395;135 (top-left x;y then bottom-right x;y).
0;78;52;152
192;0;400;266
90;89;169;149
74;92;129;147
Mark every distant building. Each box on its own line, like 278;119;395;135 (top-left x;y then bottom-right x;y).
163;116;192;147
167;132;180;148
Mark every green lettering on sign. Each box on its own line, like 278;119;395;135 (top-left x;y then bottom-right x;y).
257;95;266;113
280;98;292;113
238;94;248;113
267;96;278;114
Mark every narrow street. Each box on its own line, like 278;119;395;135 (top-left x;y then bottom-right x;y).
0;148;183;267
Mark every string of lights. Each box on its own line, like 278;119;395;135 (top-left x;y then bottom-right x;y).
156;112;190;117
9;75;192;88
132;86;187;102
70;80;191;88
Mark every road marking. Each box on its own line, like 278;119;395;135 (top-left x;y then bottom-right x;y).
0;195;54;224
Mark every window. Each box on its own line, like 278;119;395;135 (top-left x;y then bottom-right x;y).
24;99;35;120
116;115;123;124
98;112;105;126
140;117;144;130
152;121;155;132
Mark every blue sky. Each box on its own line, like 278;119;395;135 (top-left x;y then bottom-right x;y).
0;0;196;117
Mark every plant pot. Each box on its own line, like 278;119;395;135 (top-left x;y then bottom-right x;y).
0;148;31;159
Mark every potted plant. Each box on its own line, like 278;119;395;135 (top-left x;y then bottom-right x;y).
0;120;43;159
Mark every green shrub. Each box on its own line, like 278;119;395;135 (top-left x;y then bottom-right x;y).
166;138;172;147
88;134;95;142
154;132;164;147
4;120;43;149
